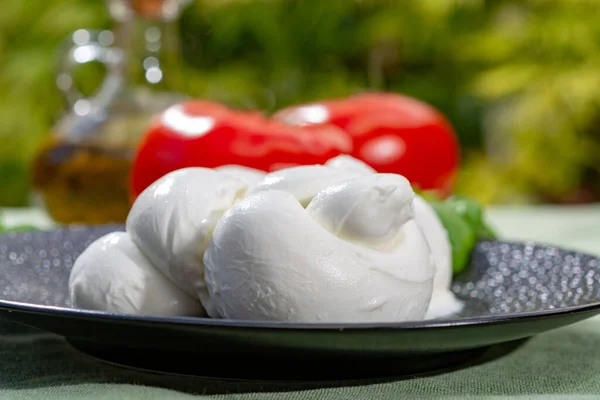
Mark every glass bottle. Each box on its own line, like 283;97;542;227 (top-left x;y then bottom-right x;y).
31;0;189;225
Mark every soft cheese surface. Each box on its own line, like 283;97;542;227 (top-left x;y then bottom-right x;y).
126;167;248;316
69;231;203;316
323;155;462;319
203;175;435;322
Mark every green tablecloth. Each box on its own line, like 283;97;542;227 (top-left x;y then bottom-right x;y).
2;205;600;399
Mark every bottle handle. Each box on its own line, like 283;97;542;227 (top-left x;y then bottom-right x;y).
56;29;124;112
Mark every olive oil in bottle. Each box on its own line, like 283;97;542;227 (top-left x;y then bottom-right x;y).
31;0;189;224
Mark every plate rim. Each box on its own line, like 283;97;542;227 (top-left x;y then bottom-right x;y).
1;298;599;332
3;225;600;332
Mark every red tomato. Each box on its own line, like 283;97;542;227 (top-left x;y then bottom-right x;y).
130;100;352;199
273;92;460;197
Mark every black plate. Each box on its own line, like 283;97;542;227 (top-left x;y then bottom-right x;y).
0;224;598;381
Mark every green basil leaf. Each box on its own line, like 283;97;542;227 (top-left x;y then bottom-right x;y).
4;224;39;233
426;199;477;274
444;195;498;239
0;215;38;234
416;192;495;274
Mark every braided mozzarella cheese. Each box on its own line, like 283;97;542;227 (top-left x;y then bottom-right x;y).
203;174;435;322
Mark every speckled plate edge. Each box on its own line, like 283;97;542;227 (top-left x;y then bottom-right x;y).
1;290;599;332
1;224;600;332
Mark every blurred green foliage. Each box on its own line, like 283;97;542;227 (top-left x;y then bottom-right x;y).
2;0;600;206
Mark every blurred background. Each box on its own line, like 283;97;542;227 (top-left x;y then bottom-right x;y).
2;0;600;208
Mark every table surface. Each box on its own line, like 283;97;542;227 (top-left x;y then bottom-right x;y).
1;205;600;399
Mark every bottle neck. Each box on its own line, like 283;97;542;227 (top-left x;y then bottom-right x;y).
113;12;182;92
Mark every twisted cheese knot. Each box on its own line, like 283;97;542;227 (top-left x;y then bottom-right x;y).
323;156;461;319
306;174;415;251
203;167;435;322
